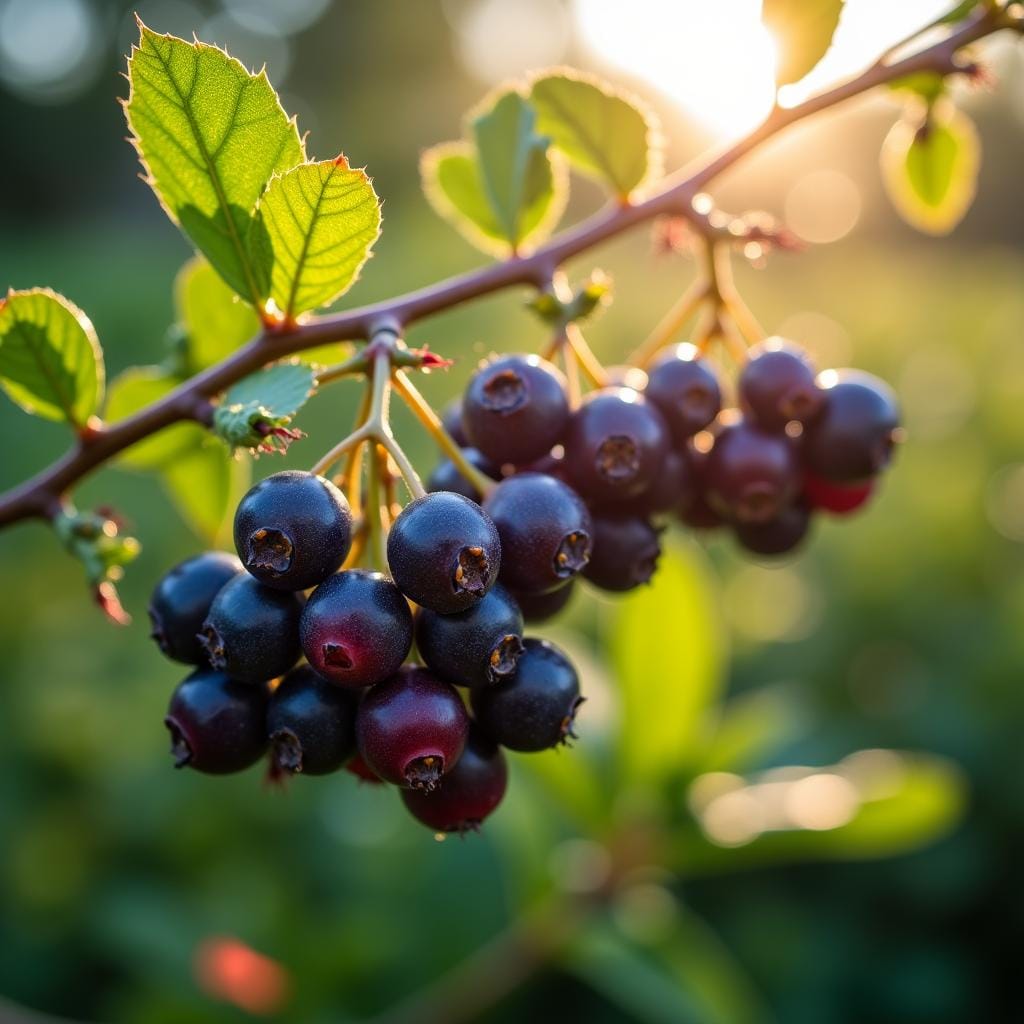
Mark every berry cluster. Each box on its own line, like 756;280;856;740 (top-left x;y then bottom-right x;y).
433;339;899;571
151;470;581;834
149;335;898;837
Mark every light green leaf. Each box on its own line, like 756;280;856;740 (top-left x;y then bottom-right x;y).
105;367;204;470
254;157;381;320
472;90;563;249
530;71;661;198
125;22;304;306
881;105;979;235
611;541;727;784
0;288;104;426
161;440;250;543
888;70;946;104
675;752;966;875
174;257;260;371
421;142;508;252
213;359;316;451
762;0;845;86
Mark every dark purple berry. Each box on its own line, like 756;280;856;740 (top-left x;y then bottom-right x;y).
426;447;500;503
233;470;353;591
734;501;812;557
149;551;242;664
299;569;413;688
563;387;670;504
441;398;469;447
583;515;662;592
402;726;508;833
266;665;357;776
633;447;692;516
356;667;470;790
484;473;591;594
644;344;722;444
387;492;500;614
416;584;524;689
345;752;384;784
512;581;575;623
199;574;302;683
704;420;799;524
471;638;582;752
802;370;900;483
165;667;268;774
678;444;724;530
462;354;570;465
739;338;823;432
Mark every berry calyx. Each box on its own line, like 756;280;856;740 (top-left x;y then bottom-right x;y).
148;551;242;664
402;726;508;833
739;338;823;432
415;584;525;689
356;667;469;789
233;471;353;591
471;638;582;752
387;492;501;614
165;668;268;774
199;574;303;682
266;665;358;777
483;473;592;594
299;569;413;688
462;354;570;466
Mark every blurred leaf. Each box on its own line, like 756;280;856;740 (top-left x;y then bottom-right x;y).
175;257;260;371
939;0;979;23
161;440;249;543
674;753;967;875
888;70;946;104
881;105;979;235
125;22;304;304
105;367;204;470
529;71;661;198
762;0;844;86
421;143;508;252
213;359;315;452
254;157;381;320
611;542;726;784
520;744;609;832
566;911;764;1024
0;288;103;426
701;683;809;774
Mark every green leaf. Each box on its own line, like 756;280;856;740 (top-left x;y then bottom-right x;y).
161;441;250;544
881;105;979;236
105;367;204;470
888;70;946;104
529;71;661;198
0;288;104;426
611;542;727;785
175;257;260;371
939;0;979;24
675;752;966;875
125;22;304;307
254;157;381;320
762;0;845;86
213;359;316;451
421;143;508;252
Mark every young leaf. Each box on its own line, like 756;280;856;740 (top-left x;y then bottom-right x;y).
105;367;204;469
762;0;845;86
213;359;315;452
611;542;727;785
254;156;381;320
161;440;250;543
0;288;104;426
175;257;261;371
124;22;304;307
881;105;980;235
472;90;564;250
529;71;661;199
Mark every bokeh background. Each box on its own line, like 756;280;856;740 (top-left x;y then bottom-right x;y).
2;1;1024;1021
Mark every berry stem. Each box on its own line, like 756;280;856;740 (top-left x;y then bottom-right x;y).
565;323;608;389
630;275;710;368
561;333;583;408
390;370;496;496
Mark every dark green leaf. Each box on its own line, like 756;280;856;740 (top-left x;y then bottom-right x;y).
762;0;845;86
881;105;979;234
254;156;381;319
213;360;315;451
530;71;661;197
0;288;104;426
125;22;304;306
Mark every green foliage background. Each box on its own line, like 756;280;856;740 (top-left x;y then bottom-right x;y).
1;3;1023;1021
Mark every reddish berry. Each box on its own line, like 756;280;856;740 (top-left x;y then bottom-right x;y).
345;752;384;784
356;668;470;789
803;471;875;515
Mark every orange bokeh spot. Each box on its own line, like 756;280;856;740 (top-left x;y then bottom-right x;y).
194;936;290;1016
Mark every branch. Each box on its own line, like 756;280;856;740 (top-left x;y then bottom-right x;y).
0;6;1008;529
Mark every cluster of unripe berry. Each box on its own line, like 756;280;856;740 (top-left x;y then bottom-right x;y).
148;335;898;835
